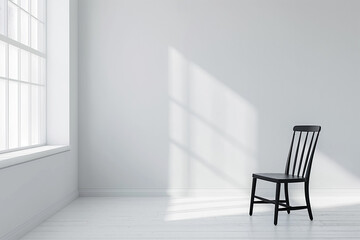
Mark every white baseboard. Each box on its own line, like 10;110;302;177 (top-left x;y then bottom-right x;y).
79;188;250;197
80;188;169;197
79;188;360;198
1;191;78;240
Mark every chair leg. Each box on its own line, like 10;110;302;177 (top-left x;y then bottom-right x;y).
304;182;313;220
249;177;257;216
284;183;290;214
274;183;281;225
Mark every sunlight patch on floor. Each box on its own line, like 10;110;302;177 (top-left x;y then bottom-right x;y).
165;196;269;221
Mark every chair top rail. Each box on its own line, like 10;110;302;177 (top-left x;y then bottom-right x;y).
293;125;321;132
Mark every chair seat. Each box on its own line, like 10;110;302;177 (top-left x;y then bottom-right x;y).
253;173;306;183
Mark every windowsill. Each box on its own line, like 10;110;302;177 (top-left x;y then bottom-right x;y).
0;145;70;169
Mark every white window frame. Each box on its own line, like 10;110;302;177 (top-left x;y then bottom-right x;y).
0;0;47;154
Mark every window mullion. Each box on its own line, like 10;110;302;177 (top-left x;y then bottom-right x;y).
0;34;46;58
18;77;21;147
4;0;9;150
17;5;21;147
29;36;32;145
4;0;8;36
17;0;20;42
28;0;32;146
5;43;9;149
28;79;31;145
0;77;45;87
37;56;40;144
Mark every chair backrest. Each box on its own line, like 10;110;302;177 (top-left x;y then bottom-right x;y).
285;125;321;180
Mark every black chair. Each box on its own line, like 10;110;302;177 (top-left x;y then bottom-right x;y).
249;125;321;225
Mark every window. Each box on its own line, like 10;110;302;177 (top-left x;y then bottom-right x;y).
0;0;46;153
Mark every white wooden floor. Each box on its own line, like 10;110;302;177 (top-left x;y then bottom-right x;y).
21;195;360;239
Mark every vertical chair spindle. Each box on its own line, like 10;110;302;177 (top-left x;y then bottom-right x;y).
297;132;309;176
302;132;314;178
292;132;302;176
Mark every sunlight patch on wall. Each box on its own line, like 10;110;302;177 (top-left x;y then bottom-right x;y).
169;102;188;147
169;47;188;105
312;151;360;189
189;64;257;153
168;46;258;195
287;151;360;209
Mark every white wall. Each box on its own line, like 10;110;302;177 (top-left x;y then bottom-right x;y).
0;0;78;238
79;0;360;196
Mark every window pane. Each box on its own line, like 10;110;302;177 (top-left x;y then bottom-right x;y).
38;0;44;22
30;17;37;49
21;0;29;12
0;79;6;151
8;2;19;41
20;83;29;147
20;10;29;45
31;53;39;83
9;81;19;149
0;41;6;77
0;0;5;35
30;18;44;52
31;85;39;145
20;50;29;81
39;85;45;143
31;0;37;18
9;45;18;80
39;56;45;84
38;22;44;52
